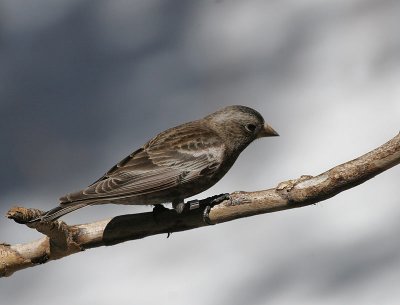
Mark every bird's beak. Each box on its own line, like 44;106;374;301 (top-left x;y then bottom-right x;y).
258;123;279;138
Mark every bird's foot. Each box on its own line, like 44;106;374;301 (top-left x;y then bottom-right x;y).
174;193;229;223
174;193;230;214
204;193;230;207
201;193;230;225
172;199;203;214
185;199;200;211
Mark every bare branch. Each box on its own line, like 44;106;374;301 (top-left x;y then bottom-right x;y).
1;133;399;277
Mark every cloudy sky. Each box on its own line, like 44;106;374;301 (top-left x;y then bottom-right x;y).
1;0;399;304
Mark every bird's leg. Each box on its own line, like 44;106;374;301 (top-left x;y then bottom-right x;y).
172;199;186;214
172;198;201;214
185;199;200;210
172;199;206;213
173;193;230;215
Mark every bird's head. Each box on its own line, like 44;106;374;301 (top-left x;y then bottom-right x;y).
204;105;279;151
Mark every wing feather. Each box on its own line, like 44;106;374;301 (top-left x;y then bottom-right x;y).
60;122;225;204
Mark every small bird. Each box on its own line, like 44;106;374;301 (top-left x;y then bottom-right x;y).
38;105;278;222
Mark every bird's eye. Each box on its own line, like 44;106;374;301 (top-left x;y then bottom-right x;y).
245;124;257;133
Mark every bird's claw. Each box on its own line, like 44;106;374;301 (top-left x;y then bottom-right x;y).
173;194;230;225
183;193;230;211
201;193;230;225
203;205;212;225
175;193;230;214
208;193;230;206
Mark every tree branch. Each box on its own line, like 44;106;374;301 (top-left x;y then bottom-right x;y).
2;133;399;277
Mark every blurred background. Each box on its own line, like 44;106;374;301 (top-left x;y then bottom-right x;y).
1;0;399;304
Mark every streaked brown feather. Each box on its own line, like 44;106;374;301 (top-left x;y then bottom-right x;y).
60;122;225;204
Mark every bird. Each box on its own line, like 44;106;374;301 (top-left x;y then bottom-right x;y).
36;105;279;222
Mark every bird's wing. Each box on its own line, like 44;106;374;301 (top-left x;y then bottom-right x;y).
60;123;225;203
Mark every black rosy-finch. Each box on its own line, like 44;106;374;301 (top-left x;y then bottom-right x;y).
37;105;278;222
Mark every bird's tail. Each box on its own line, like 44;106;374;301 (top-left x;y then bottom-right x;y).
30;202;89;223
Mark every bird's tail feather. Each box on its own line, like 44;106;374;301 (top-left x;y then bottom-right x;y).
30;202;89;223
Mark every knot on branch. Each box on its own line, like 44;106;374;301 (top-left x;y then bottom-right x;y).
6;207;82;259
276;175;315;202
6;206;43;224
38;221;82;259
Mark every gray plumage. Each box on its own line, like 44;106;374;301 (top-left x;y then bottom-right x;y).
38;105;278;222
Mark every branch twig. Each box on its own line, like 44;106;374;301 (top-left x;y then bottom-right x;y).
1;133;399;277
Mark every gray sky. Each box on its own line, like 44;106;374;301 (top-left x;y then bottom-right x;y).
1;0;400;304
